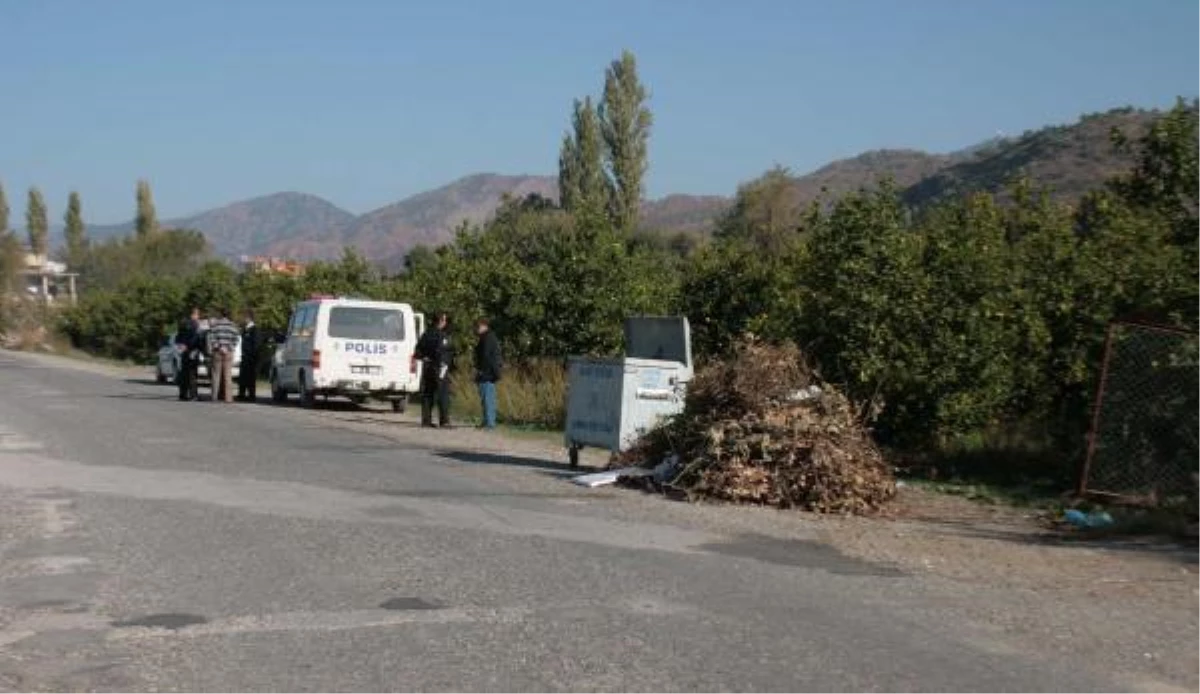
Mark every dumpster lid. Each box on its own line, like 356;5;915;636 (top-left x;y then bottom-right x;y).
624;316;691;367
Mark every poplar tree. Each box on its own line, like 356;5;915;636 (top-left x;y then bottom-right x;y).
26;187;48;255
558;97;608;223
0;182;9;234
136;179;158;237
64;191;87;265
598;50;652;233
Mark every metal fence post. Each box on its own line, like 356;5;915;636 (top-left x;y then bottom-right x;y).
1079;323;1116;497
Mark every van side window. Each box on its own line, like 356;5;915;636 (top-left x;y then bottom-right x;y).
288;308;305;338
292;306;316;338
300;306;318;338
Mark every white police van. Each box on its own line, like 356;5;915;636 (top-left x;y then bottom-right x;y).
269;296;424;411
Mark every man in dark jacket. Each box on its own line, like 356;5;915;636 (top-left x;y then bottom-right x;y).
473;318;502;430
174;307;202;401
237;310;260;402
414;312;453;428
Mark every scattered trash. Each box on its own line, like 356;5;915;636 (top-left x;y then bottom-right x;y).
571;467;651;488
615;339;896;514
1063;509;1115;529
652;454;681;483
896;481;907;489
787;385;823;403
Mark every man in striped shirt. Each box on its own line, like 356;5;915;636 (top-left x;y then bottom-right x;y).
206;307;241;404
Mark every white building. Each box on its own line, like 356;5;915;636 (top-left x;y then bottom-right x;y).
18;252;78;305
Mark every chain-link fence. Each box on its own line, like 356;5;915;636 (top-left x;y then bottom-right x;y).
1080;322;1198;504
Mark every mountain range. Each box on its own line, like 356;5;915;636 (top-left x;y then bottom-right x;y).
78;106;1160;267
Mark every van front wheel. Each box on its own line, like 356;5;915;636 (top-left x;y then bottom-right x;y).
270;372;288;404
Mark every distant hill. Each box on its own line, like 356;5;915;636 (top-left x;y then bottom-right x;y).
792;148;956;207
88;192;355;258
901;108;1157;206
642;107;1162;234
640;194;732;234
333;174;559;267
344;177;735;268
66;106;1166;263
630;151;959;235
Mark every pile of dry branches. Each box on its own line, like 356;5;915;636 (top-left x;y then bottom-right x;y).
619;339;896;514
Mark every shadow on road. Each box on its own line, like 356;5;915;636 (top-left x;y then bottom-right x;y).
104;393;191;401
241;399;430;430
123;378;168;387
920;517;1199;565
436;450;578;474
333;415;428;429
368;487;581;501
239;397;391;414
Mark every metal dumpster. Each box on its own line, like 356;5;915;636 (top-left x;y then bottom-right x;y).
564;316;693;466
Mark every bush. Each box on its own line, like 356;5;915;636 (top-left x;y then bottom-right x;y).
0;297;56;351
61;275;185;362
403;197;677;362
678;238;805;358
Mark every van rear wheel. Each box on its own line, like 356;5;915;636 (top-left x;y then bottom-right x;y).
298;372;316;409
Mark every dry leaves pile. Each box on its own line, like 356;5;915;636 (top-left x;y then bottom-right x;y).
619;339;896;514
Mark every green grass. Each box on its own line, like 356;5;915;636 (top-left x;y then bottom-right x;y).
897;421;1072;486
892;422;1081;512
450;359;566;430
901;478;1064;509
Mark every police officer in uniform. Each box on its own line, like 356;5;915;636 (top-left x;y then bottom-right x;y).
237;309;260;402
174;307;202;401
414;312;453;428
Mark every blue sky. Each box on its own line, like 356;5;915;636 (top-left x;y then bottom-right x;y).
1;0;1196;224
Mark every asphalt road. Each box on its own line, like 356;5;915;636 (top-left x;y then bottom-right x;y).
0;351;1164;691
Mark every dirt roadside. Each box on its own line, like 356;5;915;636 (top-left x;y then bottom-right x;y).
6;348;1199;690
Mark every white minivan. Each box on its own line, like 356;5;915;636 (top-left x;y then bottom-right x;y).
270;297;424;411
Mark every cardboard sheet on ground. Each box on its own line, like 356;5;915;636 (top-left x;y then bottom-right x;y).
571;467;652;488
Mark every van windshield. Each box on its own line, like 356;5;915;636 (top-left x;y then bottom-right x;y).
327;307;405;341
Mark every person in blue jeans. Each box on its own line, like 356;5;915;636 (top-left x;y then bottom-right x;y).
472;318;502;429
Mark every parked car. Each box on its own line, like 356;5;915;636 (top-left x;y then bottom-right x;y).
156;335;181;383
155;331;241;385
